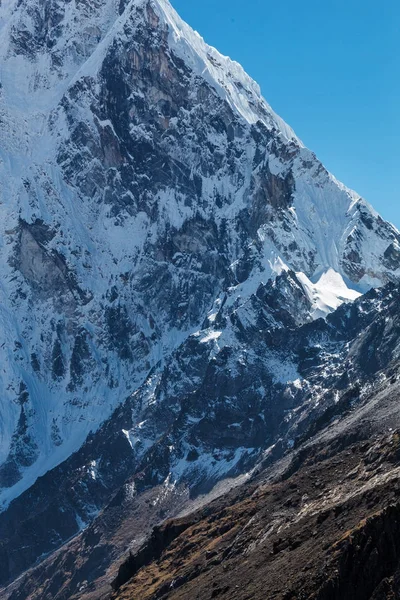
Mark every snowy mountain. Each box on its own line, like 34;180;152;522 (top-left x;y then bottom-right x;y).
0;0;399;593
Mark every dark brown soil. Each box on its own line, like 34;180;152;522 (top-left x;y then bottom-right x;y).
110;430;400;600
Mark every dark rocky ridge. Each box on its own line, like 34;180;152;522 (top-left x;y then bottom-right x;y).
107;393;400;600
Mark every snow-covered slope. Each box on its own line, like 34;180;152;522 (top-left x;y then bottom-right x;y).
0;0;399;514
296;269;361;319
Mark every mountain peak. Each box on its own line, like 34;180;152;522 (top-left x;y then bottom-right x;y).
0;0;400;592
142;0;302;143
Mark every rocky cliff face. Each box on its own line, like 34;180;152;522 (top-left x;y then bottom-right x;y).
0;0;399;596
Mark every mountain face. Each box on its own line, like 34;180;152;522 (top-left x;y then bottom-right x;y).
4;281;400;600
0;0;399;596
0;0;399;506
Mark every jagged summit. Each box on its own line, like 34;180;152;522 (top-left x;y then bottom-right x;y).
0;0;300;141
143;0;302;142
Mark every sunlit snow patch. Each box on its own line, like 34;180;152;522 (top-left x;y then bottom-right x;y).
297;268;361;320
198;330;222;344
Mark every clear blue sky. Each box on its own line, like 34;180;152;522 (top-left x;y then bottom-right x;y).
171;0;400;228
